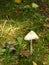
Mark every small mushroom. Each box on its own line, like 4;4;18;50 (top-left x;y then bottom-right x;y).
24;31;39;55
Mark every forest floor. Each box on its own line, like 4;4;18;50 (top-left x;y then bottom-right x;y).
0;0;49;65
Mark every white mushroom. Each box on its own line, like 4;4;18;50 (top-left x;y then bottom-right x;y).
24;31;39;55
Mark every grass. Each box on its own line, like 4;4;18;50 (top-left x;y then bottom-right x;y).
0;19;49;65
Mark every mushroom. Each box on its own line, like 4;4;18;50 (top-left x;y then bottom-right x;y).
24;31;39;55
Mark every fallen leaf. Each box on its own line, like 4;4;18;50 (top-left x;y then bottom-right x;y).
15;0;22;3
32;61;37;65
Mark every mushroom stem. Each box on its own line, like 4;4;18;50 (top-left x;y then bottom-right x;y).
30;40;33;55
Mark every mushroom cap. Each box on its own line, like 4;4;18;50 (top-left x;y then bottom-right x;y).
24;31;39;40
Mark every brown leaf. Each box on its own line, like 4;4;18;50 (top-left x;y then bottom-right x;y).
19;50;30;57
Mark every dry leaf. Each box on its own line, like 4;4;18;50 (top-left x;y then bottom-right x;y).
32;61;37;65
15;0;22;3
19;50;30;57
